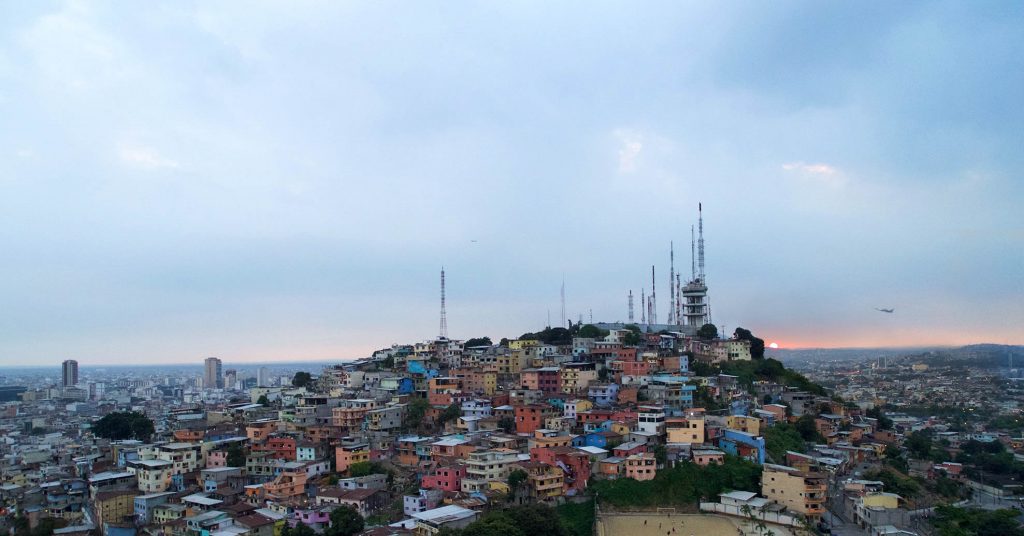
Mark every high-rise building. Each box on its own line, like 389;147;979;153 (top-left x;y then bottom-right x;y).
257;367;270;387
224;369;237;390
62;360;78;387
203;357;223;389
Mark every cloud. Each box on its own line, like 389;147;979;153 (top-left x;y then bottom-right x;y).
782;161;838;175
615;130;643;173
782;161;844;187
117;143;179;170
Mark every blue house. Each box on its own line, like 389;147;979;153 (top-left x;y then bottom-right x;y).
718;429;765;465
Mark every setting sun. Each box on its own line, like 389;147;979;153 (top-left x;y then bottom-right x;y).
769;342;779;349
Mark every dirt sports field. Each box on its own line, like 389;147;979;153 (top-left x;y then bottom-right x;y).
596;512;799;536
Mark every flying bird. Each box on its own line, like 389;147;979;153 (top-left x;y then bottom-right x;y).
876;308;895;313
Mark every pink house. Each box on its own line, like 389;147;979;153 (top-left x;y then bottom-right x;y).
207;451;228;468
422;465;466;492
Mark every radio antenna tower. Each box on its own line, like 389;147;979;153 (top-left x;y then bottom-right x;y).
691;225;696;280
650;265;657;325
675;273;682;326
668;242;676;325
698;203;706;282
640;289;646;324
628;290;634;322
439;267;448;339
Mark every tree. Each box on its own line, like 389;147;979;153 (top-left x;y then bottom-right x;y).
498;416;516;434
93;411;154;441
464;337;493;347
507;468;528;497
697;323;718;340
292;372;313;388
499;338;511;347
257;394;271;406
226;443;246;467
325;505;364;536
349;461;388;477
288;522;316;536
438;403;462;427
794;415;821;442
733;327;765;359
404;397;430;432
577;324;609;339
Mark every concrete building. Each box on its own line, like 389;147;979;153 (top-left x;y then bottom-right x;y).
204;357;223;389
761;463;827;520
62;360;79;387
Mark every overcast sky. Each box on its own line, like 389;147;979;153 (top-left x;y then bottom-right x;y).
1;1;1022;365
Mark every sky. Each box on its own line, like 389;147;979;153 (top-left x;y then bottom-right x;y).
1;1;1022;365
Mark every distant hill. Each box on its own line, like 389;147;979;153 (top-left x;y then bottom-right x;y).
771;344;1024;368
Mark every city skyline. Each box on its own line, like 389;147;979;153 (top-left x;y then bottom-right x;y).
1;2;1022;364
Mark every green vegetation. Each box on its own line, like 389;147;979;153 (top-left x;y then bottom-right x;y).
622;324;642;345
866;407;893;430
440;504;572;536
697;323;719;340
763;422;807;462
404;397;430;432
519;326;573;345
555;500;595;536
507;468;528;502
226;443;246;467
717;358;827;396
325;505;364;536
931;505;1024;536
257;394;271;405
281;521;316;536
437;402;461;427
589;457;761;508
577;324;610;339
464;337;493;347
348;461;389;477
92;411;154;441
498;416;516;433
292;371;313;388
863;468;921;499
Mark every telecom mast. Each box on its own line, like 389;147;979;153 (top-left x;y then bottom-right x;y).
650;265;657;325
668;242;676;325
628;290;634;322
439;267;448;339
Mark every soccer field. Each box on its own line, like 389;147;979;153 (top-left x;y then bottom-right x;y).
595;512;799;536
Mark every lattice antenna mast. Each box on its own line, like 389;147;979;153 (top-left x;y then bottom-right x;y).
650;265;657;325
691;225;696;280
439;267;448;339
698;203;706;282
640;289;646;324
628;290;634;323
668;242;676;325
675;273;682;325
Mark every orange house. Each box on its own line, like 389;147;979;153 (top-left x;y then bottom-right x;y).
515;405;555;434
336;444;371;473
264;466;308;499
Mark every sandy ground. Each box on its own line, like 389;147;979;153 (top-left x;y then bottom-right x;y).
596;513;799;536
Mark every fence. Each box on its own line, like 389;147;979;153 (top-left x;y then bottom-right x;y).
699;502;802;528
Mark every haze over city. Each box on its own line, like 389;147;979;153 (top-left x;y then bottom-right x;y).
1;2;1022;365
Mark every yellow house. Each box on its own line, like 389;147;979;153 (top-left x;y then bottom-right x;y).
509;339;541;350
762;464;827;519
610;422;631;437
726;415;760;436
862;493;900;509
95;489;138;527
667;418;705;444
